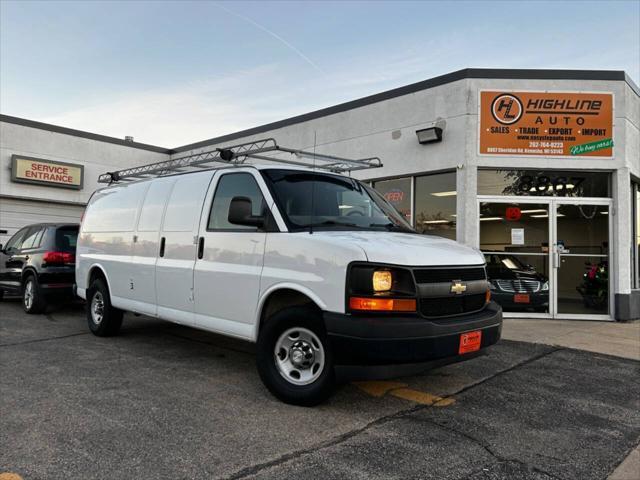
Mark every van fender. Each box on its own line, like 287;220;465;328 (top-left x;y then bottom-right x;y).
253;283;328;341
86;263;113;295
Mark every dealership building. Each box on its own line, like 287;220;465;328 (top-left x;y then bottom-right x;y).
1;68;638;320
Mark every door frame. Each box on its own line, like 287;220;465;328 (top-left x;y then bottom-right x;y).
477;195;614;321
551;197;614;321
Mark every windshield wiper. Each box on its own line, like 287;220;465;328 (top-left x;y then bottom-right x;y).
306;220;362;228
369;222;412;232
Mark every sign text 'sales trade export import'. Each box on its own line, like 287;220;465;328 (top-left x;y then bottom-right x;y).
479;91;614;158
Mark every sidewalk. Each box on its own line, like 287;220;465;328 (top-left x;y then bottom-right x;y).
502;318;640;361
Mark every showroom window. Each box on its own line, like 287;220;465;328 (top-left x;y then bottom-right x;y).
372;177;412;223
414;172;457;239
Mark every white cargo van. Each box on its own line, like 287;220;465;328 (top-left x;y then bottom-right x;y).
77;146;501;406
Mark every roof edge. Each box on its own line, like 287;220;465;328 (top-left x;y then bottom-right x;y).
2;68;637;156
173;68;639;153
0;114;172;154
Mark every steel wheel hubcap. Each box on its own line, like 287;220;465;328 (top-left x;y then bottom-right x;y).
91;292;105;325
24;281;34;309
274;327;325;386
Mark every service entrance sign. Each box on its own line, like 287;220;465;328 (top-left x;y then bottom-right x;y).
11;155;84;190
479;91;613;158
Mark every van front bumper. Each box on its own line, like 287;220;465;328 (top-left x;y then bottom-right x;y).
323;302;502;365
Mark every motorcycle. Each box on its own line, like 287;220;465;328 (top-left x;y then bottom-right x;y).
576;261;608;310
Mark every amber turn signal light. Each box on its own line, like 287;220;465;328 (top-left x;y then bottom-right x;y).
349;297;417;312
485;289;491;304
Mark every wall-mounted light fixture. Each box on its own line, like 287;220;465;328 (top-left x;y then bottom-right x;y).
415;118;446;144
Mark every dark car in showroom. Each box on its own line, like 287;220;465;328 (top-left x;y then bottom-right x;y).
484;252;549;313
0;223;79;313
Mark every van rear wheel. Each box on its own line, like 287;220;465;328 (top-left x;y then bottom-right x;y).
256;306;335;406
87;278;123;336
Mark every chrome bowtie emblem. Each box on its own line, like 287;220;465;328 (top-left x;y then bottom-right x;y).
451;281;467;295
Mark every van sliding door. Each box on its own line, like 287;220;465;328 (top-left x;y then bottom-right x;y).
156;172;214;325
130;177;175;316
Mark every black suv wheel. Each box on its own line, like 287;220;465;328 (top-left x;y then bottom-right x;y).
86;278;123;336
23;274;46;314
256;306;335;406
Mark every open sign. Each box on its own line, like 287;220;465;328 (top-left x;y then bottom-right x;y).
384;189;405;204
505;207;522;221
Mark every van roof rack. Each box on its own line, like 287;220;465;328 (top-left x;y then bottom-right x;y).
98;138;382;184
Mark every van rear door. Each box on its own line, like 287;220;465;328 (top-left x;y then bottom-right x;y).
156;172;214;325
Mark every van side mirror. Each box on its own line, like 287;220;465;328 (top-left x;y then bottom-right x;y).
228;196;264;228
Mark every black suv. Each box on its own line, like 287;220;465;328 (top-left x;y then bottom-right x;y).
0;223;79;313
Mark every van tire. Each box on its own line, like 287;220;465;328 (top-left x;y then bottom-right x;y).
256;306;335;406
22;274;46;314
86;278;123;336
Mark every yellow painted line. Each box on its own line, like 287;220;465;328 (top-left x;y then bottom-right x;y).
389;388;456;406
433;397;456;407
0;473;24;480
352;380;456;406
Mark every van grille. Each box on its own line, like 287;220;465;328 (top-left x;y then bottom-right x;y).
420;294;487;318
411;266;488;318
413;267;486;284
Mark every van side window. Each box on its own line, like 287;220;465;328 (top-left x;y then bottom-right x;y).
208;173;267;231
138;179;174;232
163;174;212;232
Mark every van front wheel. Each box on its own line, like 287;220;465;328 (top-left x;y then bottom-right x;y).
86;278;123;336
257;306;335;406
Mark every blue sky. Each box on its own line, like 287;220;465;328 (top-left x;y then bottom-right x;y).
1;0;638;147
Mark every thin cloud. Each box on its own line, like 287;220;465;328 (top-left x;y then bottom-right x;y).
38;65;307;146
214;2;325;76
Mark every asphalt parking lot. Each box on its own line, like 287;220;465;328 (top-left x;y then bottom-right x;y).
1;299;639;480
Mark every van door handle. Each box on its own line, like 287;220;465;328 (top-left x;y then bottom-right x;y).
197;237;205;259
159;237;166;258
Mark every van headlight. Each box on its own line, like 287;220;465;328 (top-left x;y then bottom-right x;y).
347;263;417;313
542;281;549;291
372;270;393;292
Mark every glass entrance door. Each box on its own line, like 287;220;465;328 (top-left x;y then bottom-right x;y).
479;198;613;320
479;201;551;316
553;202;611;318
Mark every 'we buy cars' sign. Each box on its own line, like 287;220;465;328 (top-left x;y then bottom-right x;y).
11;155;84;190
479;90;613;158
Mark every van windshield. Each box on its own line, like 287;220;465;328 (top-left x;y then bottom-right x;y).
261;169;414;232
